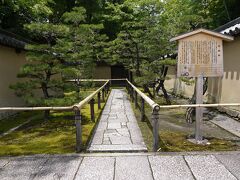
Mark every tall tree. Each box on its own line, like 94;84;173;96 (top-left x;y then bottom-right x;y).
10;22;71;119
0;0;53;36
56;6;108;80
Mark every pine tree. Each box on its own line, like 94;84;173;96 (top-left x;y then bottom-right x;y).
10;22;71;119
55;7;108;82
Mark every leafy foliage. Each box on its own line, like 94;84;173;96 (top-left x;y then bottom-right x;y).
3;0;240;107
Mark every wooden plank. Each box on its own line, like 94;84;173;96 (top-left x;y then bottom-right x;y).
170;28;234;42
177;34;224;77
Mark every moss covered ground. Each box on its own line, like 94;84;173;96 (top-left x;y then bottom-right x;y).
0;89;107;156
0;111;39;135
131;93;239;152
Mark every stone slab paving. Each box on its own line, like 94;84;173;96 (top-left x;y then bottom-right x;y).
33;156;81;180
184;155;237;180
0;156;48;180
75;157;115;180
88;89;147;152
211;114;240;137
0;159;9;168
149;156;194;180
115;156;153;180
1;152;240;180
215;154;240;179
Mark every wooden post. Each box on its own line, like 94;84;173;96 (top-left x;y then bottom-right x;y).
97;92;101;109
109;81;111;92
134;91;138;108
141;97;145;121
126;82;129;93
152;107;160;152
102;89;105;101
90;99;95;122
131;88;134;102
153;86;156;98
106;84;109;94
106;85;109;95
195;74;203;141
129;86;132;100
77;77;80;98
74;107;82;152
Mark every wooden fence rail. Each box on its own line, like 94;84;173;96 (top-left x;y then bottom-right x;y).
0;80;110;152
125;78;240;152
1;78;240;153
125;79;160;152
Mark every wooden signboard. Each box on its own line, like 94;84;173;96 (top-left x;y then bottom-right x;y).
171;29;234;78
171;29;233;143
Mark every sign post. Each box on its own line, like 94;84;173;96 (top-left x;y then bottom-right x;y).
171;29;233;143
195;74;203;141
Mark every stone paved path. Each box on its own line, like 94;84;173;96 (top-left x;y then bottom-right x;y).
0;152;240;180
87;89;147;152
210;114;240;137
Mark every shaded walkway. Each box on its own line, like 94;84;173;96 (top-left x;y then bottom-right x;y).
87;89;147;152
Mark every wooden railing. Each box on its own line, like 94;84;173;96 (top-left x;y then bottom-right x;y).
126;79;160;152
73;80;110;151
2;78;240;152
0;80;110;152
125;78;240;151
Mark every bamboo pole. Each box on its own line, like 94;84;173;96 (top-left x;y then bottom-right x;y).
159;103;240;109
0;106;72;111
126;79;160;111
74;81;109;109
68;78;126;82
0;81;110;112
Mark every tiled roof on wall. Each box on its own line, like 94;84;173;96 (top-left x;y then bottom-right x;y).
215;17;240;36
0;29;26;49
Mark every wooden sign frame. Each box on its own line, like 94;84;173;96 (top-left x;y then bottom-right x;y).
171;29;234;143
171;29;233;78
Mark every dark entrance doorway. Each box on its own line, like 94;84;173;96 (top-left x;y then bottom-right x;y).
111;65;128;86
111;65;128;79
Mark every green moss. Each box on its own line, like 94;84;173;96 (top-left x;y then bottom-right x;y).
0;111;41;134
159;131;238;152
130;93;239;152
0;91;108;156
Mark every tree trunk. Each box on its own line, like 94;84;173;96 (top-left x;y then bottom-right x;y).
143;84;154;99
135;43;141;76
42;82;50;120
161;83;171;105
185;77;208;123
155;66;171;104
